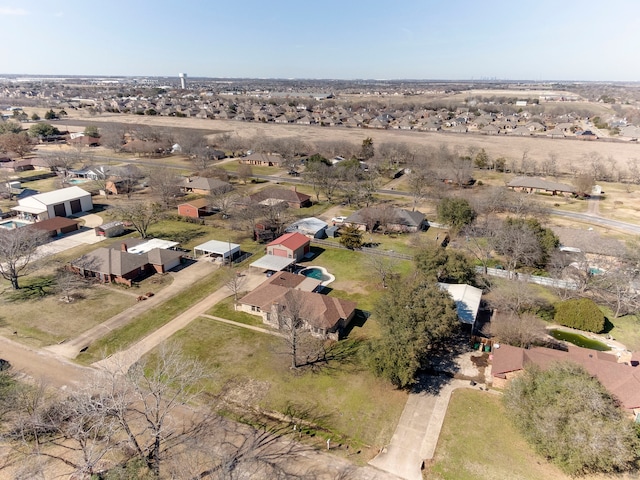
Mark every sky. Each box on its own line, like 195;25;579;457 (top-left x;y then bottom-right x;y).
1;0;639;81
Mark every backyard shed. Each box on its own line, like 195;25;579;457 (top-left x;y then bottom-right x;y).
193;239;241;261
95;221;125;238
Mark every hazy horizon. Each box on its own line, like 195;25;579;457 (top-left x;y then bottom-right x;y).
2;0;639;81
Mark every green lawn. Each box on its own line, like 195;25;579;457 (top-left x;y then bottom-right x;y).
603;310;640;351
429;390;568;480
172;317;407;448
206;297;264;326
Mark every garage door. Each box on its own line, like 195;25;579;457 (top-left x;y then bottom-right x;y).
53;203;66;217
272;248;288;257
70;199;82;214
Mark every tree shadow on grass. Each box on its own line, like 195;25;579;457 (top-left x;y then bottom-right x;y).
5;276;55;302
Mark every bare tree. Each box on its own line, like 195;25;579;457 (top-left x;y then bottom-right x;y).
117;164;144;199
573;174;595;196
147;168;182;208
55;266;88;303
223;267;248;306
488;311;547;348
100;124;127;152
0;227;48;289
365;255;398;288
111;202;161;238
492;221;543;276
273;291;324;370
237;164;253;185
99;343;210;479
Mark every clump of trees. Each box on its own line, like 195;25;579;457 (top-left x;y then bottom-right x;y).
554;298;605;333
437;197;476;231
414;246;476;285
361;276;459;388
504;363;639;475
338;224;363;250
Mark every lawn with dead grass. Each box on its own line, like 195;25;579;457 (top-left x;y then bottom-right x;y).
172;317;407;451
0;280;134;347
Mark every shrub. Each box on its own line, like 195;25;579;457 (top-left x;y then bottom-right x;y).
554;298;605;333
504;363;639;475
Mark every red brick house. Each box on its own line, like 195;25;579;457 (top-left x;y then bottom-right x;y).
266;232;310;262
178;198;212;218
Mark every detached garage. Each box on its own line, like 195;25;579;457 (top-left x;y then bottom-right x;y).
29;217;81;237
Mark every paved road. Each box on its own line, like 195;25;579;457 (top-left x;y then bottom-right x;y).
551;209;640;234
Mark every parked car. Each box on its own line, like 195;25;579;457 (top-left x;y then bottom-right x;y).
331;216;347;223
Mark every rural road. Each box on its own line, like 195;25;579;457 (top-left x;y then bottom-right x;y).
551;209;640;235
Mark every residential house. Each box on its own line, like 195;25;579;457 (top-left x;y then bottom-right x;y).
249;187;311;209
345;207;427;233
507;177;576;196
238;282;356;340
177;198;213;219
181;176;232;196
239;152;285;166
491;344;640;417
70;239;182;286
266;232;310;262
12;186;92;221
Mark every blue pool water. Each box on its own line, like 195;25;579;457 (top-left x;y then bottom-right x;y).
68;178;89;185
300;267;331;282
0;220;30;229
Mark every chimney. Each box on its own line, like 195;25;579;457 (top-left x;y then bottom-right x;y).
293;186;297;192
121;243;128;252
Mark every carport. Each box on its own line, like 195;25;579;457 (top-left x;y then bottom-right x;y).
193;239;240;261
249;255;296;272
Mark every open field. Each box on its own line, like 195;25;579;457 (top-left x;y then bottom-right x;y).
52;111;640;175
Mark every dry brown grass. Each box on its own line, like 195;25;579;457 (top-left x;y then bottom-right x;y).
49;111;640;176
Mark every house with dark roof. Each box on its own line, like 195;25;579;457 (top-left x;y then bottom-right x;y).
70;239;182;286
238;281;356;340
239;152;284;166
249;187;311;209
507;176;576;196
344;207;426;233
491;344;640;416
266;232;310;261
181;176;232;196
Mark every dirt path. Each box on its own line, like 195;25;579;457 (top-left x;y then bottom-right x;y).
45;258;217;358
93;271;267;373
587;197;601;216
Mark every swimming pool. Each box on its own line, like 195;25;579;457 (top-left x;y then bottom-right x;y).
0;220;31;229
68;178;90;185
299;266;335;286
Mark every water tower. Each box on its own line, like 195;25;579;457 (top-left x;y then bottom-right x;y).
179;73;187;89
